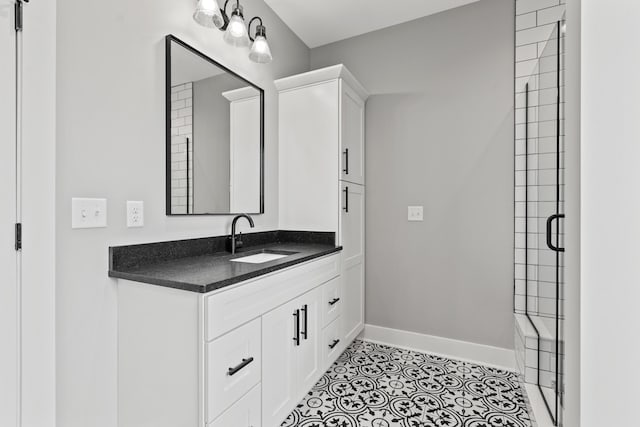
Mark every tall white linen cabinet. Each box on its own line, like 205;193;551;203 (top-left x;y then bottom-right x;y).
276;64;369;347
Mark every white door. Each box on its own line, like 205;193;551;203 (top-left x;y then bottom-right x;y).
341;183;365;343
261;298;300;427
296;287;322;394
340;81;365;185
0;1;19;425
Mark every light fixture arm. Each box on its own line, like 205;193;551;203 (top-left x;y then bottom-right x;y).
248;17;264;42
217;0;241;31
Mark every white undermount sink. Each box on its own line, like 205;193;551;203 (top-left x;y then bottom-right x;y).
230;252;292;264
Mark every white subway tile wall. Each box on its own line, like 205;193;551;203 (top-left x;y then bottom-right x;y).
514;0;565;318
171;83;193;214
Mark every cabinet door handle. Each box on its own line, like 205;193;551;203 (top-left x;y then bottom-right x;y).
293;309;300;346
227;357;254;376
343;186;349;213
301;304;308;340
328;297;340;306
343;148;349;175
329;339;340;350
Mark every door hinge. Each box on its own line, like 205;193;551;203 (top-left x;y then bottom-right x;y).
15;223;22;251
15;0;29;32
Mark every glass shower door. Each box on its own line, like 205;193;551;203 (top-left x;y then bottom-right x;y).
525;21;564;426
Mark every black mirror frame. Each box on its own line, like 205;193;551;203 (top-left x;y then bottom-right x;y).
165;34;265;216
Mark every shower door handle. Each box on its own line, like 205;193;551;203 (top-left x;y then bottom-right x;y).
546;214;565;252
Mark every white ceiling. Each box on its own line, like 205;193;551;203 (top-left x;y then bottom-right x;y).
264;0;482;48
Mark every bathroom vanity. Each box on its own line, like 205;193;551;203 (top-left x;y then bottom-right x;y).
110;232;344;427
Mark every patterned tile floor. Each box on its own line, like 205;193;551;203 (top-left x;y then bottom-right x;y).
282;340;533;427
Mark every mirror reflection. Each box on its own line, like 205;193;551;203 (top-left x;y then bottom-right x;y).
166;36;263;215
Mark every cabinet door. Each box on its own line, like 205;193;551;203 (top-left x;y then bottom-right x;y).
340;81;365;185
340;183;365;343
296;287;323;394
342;262;365;344
279;80;340;232
261;299;300;427
340;183;364;263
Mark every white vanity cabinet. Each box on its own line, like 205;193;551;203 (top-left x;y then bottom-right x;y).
276;64;369;349
117;253;343;427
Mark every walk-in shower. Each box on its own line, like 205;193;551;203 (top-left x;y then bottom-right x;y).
515;19;565;426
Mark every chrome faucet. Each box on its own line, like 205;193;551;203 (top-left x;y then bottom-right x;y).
229;214;255;254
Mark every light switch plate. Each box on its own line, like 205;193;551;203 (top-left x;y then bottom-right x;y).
126;201;144;228
408;206;424;221
72;198;107;229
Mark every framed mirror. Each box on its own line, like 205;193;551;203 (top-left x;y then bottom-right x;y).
165;35;264;215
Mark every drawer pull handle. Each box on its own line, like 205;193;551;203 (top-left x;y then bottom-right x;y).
301;304;308;340
293;309;300;346
227;357;254;376
329;339;340;350
328;297;340;306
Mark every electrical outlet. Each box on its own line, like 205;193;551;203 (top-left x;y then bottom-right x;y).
127;201;144;228
408;206;424;222
72;198;107;229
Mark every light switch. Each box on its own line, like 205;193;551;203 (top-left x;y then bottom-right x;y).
408;206;424;222
126;201;144;228
72;198;107;229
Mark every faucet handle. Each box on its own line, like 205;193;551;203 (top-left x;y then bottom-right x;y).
235;232;244;250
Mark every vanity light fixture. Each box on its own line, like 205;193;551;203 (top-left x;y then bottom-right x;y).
248;18;273;64
192;0;272;64
193;0;224;28
223;3;250;47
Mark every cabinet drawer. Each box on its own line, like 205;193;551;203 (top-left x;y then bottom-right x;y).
208;384;261;427
321;277;341;327
206;253;340;341
206;318;261;423
322;317;343;370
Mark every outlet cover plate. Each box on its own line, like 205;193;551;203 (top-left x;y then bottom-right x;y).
127;201;144;228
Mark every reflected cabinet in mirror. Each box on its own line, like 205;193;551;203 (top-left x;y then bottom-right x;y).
165;35;264;215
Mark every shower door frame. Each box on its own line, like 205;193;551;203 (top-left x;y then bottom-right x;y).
523;20;564;427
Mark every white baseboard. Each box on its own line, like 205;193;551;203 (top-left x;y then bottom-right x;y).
362;324;516;372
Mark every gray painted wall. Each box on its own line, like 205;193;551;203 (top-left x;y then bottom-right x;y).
55;0;310;425
193;73;242;213
311;0;515;349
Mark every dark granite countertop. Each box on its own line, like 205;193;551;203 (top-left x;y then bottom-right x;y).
108;231;341;293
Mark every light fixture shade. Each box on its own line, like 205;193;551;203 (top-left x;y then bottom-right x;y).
193;0;224;29
249;35;272;63
223;13;250;47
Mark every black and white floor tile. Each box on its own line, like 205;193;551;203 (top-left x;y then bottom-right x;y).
282;340;533;427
